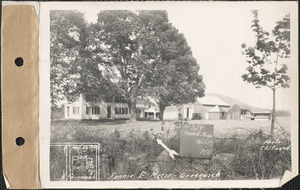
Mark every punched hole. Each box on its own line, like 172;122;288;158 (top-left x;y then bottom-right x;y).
15;57;24;67
16;137;25;146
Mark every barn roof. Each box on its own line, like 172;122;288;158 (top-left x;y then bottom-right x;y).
230;103;270;114
209;105;227;113
197;96;230;107
229;103;252;111
235;103;252;110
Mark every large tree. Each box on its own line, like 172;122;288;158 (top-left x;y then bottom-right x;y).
152;56;205;120
90;10;205;120
50;10;117;110
89;10;150;120
52;10;205;121
241;11;290;137
138;16;205;120
50;10;88;109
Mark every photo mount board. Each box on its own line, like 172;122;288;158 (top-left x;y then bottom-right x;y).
1;1;299;189
1;5;39;189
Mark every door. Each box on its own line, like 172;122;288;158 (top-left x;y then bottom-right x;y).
186;108;189;119
107;106;111;118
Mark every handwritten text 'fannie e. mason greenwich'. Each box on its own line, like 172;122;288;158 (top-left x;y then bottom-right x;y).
108;170;221;180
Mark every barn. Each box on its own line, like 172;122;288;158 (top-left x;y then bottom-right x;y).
163;96;271;121
227;104;253;120
166;96;231;120
227;104;271;120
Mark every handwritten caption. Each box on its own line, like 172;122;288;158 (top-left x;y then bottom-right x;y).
260;139;290;151
108;170;221;180
180;124;214;158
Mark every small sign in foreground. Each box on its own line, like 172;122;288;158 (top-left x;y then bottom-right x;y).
180;124;214;158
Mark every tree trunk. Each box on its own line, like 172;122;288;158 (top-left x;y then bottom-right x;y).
128;97;137;121
127;101;132;117
159;103;166;121
270;88;276;137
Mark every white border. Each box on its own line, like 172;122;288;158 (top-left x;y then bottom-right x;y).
39;1;298;188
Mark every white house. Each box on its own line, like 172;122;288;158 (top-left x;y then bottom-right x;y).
63;94;159;120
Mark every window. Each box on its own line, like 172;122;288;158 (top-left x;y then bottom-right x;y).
86;107;100;115
86;94;99;102
105;96;113;103
115;96;121;103
115;107;121;114
92;107;100;115
135;109;141;114
115;107;128;115
121;97;127;103
122;108;128;114
86;107;92;115
73;107;79;115
115;96;126;103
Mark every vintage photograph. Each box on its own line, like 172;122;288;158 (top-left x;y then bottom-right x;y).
39;2;298;188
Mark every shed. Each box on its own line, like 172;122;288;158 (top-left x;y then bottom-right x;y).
227;104;253;120
253;111;271;120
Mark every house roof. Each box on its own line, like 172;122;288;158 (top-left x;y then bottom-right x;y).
197;96;230;107
230;103;252;111
237;104;252;110
209;105;227;113
229;103;271;114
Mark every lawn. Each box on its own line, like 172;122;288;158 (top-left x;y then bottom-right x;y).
50;118;291;181
51;118;290;142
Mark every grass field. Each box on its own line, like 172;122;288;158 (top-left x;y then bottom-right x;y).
50;118;291;181
51;117;290;142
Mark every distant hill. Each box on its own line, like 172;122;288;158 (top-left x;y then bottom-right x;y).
205;93;290;117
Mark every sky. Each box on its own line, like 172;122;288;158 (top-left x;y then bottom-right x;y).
79;2;297;110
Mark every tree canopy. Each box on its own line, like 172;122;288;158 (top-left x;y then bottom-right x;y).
241;11;290;90
241;10;290;136
50;10;206;120
50;10;117;107
50;10;88;107
141;21;205;120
